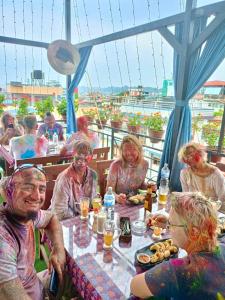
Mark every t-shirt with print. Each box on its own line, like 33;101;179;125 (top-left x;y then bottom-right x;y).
9;134;48;159
0;207;53;300
38;123;64;141
145;244;225;300
107;158;149;195
65;131;100;153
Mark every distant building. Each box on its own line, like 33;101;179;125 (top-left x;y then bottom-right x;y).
6;82;63;105
162;80;174;97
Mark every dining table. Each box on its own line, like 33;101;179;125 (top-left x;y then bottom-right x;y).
61;202;189;300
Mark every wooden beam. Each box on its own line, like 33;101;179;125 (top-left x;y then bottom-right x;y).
190;12;225;54
158;27;182;54
0;36;49;49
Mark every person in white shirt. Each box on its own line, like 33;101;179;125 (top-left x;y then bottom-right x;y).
9;115;48;160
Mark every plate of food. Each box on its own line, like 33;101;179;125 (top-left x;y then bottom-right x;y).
135;238;179;270
128;194;145;205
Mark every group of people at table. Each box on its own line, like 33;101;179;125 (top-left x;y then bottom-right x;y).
0;111;224;299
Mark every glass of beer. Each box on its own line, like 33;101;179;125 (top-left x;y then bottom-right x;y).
158;193;168;205
103;220;121;250
79;197;90;220
92;197;102;211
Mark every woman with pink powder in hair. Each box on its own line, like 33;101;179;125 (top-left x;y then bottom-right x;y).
130;192;225;299
60;116;100;156
178;141;225;212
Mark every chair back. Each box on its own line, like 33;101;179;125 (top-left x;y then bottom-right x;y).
96;159;114;198
4;154;74;176
92;147;110;161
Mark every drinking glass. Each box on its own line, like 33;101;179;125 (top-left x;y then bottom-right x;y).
79;197;90;220
152;226;163;239
103;220;121;250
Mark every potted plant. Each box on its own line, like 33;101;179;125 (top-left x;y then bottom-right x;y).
202;121;221;163
82;108;97;123
57;98;67;121
34;96;54;120
16;98;29;125
144;112;166;143
192;113;203;140
127;112;142;133
0;94;5;117
96;109;108;129
110;110;124;131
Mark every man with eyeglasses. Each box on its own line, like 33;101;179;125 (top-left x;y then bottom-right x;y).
50;140;97;220
130;192;225;300
0;164;74;299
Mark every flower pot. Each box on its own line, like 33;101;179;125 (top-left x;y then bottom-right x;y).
61;114;67;122
96;119;107;129
148;129;164;143
110;120;122;132
208;149;222;163
85;116;94;124
127;124;141;134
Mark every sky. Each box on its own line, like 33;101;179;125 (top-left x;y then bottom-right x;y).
0;0;224;92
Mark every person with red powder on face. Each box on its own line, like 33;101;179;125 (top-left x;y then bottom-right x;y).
178;141;225;212
60;116;100;156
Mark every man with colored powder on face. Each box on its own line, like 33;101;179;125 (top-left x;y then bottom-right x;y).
130;192;225;299
50;140;97;220
38;112;64;141
0;165;67;299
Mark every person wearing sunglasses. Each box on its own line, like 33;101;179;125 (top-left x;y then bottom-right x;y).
50;140;97;220
178;141;225;212
130;192;225;299
0;164;71;299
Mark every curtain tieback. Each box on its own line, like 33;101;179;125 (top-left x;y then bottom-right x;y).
175;100;189;107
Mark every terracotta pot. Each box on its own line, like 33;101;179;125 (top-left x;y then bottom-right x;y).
110;120;122;132
209;152;222;163
127;124;141;133
61;114;67;122
96;119;107;129
148;129;164;143
85;115;94;123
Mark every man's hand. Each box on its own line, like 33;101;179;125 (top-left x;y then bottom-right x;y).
48;248;66;284
116;193;126;204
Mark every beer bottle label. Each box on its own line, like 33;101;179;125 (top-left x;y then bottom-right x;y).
144;200;148;209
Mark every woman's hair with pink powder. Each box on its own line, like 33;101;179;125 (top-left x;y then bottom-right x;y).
171;192;218;251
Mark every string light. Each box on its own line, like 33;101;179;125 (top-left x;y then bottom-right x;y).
157;0;166;80
97;0;113;94
1;0;8;90
117;0;132;90
22;0;27;84
131;0;143;87
108;0;124;89
12;0;18;81
146;0;159;94
73;0;82;42
82;0;102;94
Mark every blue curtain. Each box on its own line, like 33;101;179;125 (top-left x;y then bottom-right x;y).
158;17;225;191
66;46;92;133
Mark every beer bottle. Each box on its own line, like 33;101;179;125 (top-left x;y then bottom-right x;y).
144;185;152;213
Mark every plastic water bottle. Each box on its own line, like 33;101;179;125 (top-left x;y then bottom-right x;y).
52;132;59;153
161;163;170;180
104;187;115;220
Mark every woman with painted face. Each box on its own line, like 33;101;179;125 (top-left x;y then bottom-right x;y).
0;112;24;145
106;135;149;204
178;141;225;212
50;140;98;220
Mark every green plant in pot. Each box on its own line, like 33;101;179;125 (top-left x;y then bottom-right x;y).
57;98;67;121
96;109;109;129
0;94;5;117
144;112;166;143
192;114;203;139
203;125;221;163
34;96;54;120
110;110;124;131
127;112;142;133
17;98;29;116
